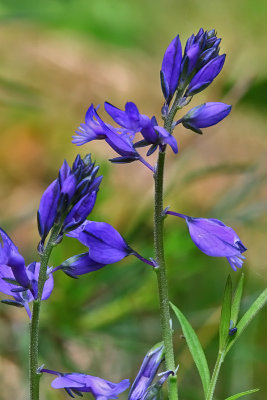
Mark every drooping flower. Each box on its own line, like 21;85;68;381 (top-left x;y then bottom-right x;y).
59;220;153;277
0;229;54;317
38;154;102;242
128;342;165;400
41;369;130;399
166;211;247;271
178;102;232;134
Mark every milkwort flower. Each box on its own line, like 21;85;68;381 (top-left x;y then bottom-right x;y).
166;211;247;271
128;343;165;400
41;368;130;399
57;221;154;278
160;28;225;105
73;103;177;166
38;154;102;244
178;102;232;134
0;229;53;317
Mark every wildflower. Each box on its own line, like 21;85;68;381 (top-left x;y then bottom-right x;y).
105;102;143;133
128;343;165;400
41;369;130;399
179;102;232;134
166;211;247;271
59;221;154;277
0;229;54;317
38;154;102;242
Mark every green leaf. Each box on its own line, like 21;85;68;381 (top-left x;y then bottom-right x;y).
226;288;267;355
231;273;245;325
219;275;232;351
170;302;210;396
225;388;259;399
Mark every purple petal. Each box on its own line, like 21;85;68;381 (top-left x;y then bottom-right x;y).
105;102;142;132
68;221;131;264
0;229;29;288
129;343;164;400
161;35;182;100
154;127;178;154
185;217;247;258
38;179;60;238
60;253;106;276
182;102;231;131
63;191;98;232
186;54;226;96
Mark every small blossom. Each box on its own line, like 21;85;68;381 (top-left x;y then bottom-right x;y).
185;55;225;96
73;104;107;146
179;102;232;134
160;35;183;104
166;211;247;271
38;155;102;242
41;369;130;399
0;236;54;319
128;343;165;400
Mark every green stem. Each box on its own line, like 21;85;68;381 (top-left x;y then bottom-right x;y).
153;91;185;399
154;150;178;400
29;225;61;400
206;351;225;400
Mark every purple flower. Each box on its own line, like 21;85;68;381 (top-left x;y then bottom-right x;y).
38;154;102;241
105;102;143;133
0;231;54;318
129;343;165;400
185;54;225;96
58;253;106;278
139;116;178;155
73;104;107;146
166;211;247;271
41;369;130;399
60;221;154;277
67;221;133;264
0;228;30;288
73;105;140;164
179;102;232;134
160;35;183;104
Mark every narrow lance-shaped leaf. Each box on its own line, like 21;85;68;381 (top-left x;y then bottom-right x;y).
224;388;259;400
170;302;210;396
225;288;267;355
219;275;232;351
231;273;244;326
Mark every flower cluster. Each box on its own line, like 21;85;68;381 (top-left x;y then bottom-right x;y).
38;154;102;244
73;29;231;166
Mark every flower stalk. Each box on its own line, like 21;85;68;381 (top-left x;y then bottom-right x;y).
29;224;61;400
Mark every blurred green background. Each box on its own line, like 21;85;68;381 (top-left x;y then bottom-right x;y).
0;0;266;399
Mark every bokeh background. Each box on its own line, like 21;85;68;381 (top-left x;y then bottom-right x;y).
0;1;266;399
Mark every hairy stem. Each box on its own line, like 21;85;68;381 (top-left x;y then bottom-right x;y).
154;150;178;400
29;225;61;400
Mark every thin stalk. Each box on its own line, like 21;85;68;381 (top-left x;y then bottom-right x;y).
153;90;185;400
206;351;225;400
154;150;178;400
29;225;61;400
